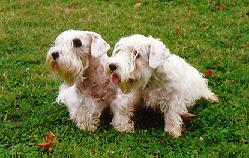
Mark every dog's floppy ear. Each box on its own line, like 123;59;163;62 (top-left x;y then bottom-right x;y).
89;32;110;57
148;37;170;69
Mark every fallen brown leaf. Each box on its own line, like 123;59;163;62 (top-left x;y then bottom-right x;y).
37;131;56;152
176;27;180;34
219;3;225;11
89;148;96;156
134;3;142;9
36;143;50;148
15;124;21;129
203;69;213;78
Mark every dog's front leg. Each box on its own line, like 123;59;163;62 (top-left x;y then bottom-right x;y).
111;107;135;132
75;98;107;132
111;90;140;132
56;84;83;121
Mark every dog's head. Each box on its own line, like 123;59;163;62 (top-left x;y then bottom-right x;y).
46;30;110;85
105;34;170;93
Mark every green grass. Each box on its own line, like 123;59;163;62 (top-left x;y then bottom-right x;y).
0;0;248;157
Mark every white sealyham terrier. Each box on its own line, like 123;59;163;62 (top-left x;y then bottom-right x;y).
105;34;218;137
46;30;119;131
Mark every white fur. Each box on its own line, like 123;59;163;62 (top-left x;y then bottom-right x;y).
46;30;120;131
105;34;218;137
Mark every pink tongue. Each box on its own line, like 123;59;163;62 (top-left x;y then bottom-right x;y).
112;74;120;84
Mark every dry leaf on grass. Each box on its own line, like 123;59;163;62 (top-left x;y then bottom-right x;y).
37;131;56;152
134;3;142;9
219;3;225;11
176;27;180;34
89;148;96;156
203;69;213;78
36;142;50;148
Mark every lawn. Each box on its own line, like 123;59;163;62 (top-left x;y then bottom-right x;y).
0;0;248;157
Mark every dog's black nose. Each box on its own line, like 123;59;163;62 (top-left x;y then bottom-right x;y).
109;64;117;71
72;38;82;48
52;51;59;60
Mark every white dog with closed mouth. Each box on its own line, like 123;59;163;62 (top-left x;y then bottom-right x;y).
105;34;218;137
46;30;119;131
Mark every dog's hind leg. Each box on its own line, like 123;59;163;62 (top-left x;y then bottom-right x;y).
164;107;183;137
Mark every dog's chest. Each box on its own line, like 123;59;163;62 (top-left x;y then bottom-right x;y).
80;59;116;101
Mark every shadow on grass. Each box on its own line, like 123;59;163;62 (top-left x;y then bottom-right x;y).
99;99;207;132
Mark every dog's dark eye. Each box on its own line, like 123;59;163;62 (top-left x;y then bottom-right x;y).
134;50;140;58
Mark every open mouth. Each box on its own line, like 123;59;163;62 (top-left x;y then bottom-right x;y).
111;72;137;93
111;73;120;84
51;61;59;70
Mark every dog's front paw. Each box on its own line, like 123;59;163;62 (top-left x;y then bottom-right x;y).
76;122;90;131
75;111;101;132
112;115;134;132
76;118;100;132
76;122;98;132
164;123;182;138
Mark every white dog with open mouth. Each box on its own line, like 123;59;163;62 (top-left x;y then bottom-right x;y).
105;34;218;137
46;30;118;131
